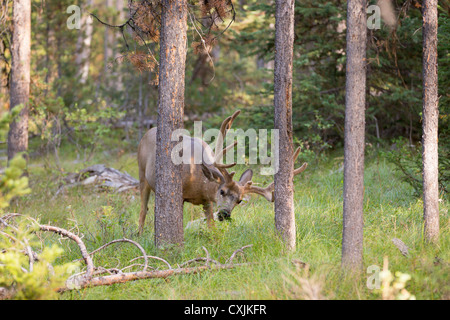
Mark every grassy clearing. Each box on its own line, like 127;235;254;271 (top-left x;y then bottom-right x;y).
9;148;449;300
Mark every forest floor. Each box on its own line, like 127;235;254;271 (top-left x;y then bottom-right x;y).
9;146;449;300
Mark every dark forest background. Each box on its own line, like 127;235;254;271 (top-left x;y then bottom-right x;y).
1;0;449;193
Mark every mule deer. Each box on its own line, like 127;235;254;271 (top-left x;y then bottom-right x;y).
137;110;307;234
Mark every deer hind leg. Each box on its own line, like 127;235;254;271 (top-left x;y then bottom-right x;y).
139;179;152;235
203;201;215;228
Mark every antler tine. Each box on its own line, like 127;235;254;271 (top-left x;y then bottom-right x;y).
243;181;274;202
215;110;240;156
292;146;308;176
225;110;241;131
294;162;308;175
215;140;238;164
215;162;236;169
214;110;241;170
293;146;301;162
242;145;308;202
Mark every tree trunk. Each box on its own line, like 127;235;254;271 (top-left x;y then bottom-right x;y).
273;0;296;251
154;0;187;248
7;0;31;162
341;0;367;272
114;0;124;91
75;0;94;84
103;0;114;85
422;0;439;243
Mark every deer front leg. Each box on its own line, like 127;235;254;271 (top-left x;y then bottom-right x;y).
203;201;215;228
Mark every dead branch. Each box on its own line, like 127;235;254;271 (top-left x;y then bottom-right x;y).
391;238;409;257
84;238;149;272
0;213;21;229
0;215;38;273
0;214;252;298
202;246;212;268
129;255;172;270
226;244;253;264
179;257;220;268
58;247;252;292
39;225;94;279
57;263;250;292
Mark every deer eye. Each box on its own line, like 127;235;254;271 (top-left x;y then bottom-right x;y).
220;190;225;196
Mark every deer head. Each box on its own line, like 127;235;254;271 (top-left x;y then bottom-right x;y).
210;111;308;221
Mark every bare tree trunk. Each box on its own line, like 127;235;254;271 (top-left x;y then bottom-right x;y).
103;0;114;85
154;0;187;248
7;0;31;162
114;0;124;91
75;0;94;84
341;0;367;272
273;0;296;251
422;0;439;243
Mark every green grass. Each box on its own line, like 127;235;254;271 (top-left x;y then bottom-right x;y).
9;148;450;300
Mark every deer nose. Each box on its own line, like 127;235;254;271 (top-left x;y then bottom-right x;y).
218;209;231;221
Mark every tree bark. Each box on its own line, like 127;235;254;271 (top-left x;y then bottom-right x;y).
422;0;439;243
103;0;114;85
341;0;367;272
114;0;124;91
154;0;187;248
7;0;31;162
75;0;94;84
273;0;296;251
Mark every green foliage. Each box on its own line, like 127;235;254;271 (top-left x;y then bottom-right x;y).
437;8;450;193
2;0;447;164
65;105;124;147
0;104;23;142
0;107;76;300
438;5;450;117
0;220;79;300
0;155;31;210
235;0;347;153
378;258;415;300
0;108;31;211
381;5;449;199
11;151;450;300
384;137;449;197
232;0;449;161
90;204;134;242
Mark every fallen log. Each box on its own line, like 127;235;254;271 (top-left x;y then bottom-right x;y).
58;263;249;292
55;164;139;197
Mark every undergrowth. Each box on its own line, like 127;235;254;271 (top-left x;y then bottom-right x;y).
8;148;449;300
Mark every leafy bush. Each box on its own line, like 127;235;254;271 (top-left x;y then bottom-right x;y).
0;155;31;210
0;220;79;300
0;110;77;300
0;107;31;211
384;137;449;197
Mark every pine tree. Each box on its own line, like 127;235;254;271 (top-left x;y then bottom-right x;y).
273;0;296;251
422;0;439;243
154;0;188;248
341;0;367;272
8;0;31;163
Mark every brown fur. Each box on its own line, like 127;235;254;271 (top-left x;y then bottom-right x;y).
138;127;248;233
137;110;308;234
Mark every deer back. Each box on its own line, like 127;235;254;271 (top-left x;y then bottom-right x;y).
138;127;222;205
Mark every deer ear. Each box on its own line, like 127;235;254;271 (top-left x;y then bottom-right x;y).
239;169;253;185
202;164;225;183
